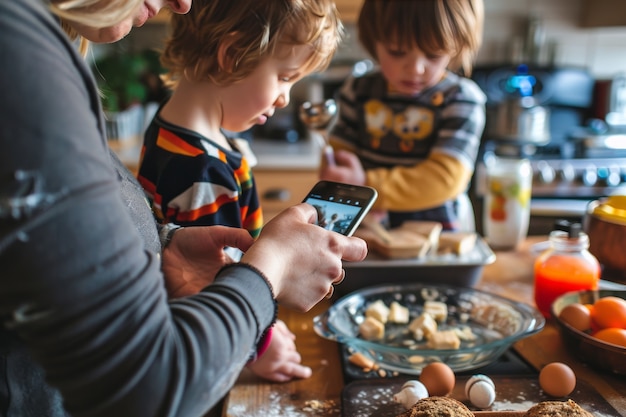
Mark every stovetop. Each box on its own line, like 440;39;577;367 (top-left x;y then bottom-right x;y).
483;135;626;161
479;139;626;199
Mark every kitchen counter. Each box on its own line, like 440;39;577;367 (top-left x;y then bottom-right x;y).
108;135;322;173
220;236;626;417
248;137;321;221
249;137;321;170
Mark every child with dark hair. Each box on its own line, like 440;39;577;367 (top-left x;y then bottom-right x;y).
321;0;486;231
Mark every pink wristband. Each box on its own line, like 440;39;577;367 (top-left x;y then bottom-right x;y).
255;326;273;359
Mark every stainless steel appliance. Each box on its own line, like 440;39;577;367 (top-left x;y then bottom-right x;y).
470;65;626;235
492;65;551;145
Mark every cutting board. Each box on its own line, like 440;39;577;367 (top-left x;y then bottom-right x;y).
341;375;620;417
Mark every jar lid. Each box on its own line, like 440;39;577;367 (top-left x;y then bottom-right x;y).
553;219;582;238
592;195;626;225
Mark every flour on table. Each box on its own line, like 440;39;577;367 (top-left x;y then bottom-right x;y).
228;391;339;417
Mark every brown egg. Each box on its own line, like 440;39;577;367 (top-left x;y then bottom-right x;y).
419;362;455;396
539;362;576;397
558;303;592;332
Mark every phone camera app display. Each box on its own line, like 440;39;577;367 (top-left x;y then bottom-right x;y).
305;196;366;235
302;181;377;236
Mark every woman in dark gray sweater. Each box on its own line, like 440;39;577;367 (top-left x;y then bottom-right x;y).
0;1;367;416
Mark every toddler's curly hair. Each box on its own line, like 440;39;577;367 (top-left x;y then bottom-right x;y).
161;0;344;89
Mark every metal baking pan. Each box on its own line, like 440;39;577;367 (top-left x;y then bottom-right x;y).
337;237;496;298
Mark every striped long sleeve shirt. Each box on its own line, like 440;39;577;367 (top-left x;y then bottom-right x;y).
138;114;263;237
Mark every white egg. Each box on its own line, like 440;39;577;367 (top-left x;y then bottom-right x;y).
465;374;496;409
393;380;429;409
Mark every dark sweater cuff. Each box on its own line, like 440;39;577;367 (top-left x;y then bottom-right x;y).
217;263;278;358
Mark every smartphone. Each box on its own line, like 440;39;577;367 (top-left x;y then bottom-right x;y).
302;181;378;236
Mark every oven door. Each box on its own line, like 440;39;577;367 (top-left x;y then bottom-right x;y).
524;198;590;234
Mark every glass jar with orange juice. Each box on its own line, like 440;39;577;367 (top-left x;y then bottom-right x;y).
534;220;600;318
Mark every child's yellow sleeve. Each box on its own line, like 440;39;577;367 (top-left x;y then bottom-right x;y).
366;152;472;211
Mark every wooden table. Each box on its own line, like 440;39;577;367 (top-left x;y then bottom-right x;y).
222;236;626;416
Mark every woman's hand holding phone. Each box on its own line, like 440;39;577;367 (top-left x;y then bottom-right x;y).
240;203;368;311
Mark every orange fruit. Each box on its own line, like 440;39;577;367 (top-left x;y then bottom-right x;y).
590;296;626;330
584;303;601;332
592;328;626;348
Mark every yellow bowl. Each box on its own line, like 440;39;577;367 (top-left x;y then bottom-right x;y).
585;197;626;277
592;195;626;224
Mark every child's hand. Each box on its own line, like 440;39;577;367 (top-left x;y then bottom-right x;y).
161;225;254;298
246;320;312;382
319;149;366;186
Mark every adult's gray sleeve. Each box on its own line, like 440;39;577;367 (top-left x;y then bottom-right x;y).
0;1;275;416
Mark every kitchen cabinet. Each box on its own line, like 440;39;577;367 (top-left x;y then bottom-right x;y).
334;0;364;23
254;168;318;222
108;135;141;176
151;2;364;24
580;0;626;27
250;137;321;222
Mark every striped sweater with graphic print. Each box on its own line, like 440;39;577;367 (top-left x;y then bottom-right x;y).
329;70;486;229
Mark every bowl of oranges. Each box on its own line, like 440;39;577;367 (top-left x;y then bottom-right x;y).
552;290;626;375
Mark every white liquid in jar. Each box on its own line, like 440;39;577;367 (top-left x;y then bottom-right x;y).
483;158;532;250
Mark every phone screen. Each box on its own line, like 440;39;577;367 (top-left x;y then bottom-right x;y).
303;181;377;236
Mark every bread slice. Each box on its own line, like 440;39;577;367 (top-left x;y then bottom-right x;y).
355;227;431;259
356;218;478;258
400;221;443;249
355;219;449;259
438;231;477;255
